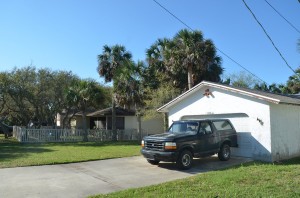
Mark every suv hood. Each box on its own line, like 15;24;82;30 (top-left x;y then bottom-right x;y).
144;132;195;141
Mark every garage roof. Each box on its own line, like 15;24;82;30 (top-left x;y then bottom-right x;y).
157;81;300;112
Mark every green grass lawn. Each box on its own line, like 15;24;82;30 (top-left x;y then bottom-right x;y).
92;158;300;198
0;134;141;168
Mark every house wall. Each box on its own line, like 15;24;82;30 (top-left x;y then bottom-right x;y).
125;116;164;135
168;86;272;161
142;117;164;135
74;116;90;129
125;116;138;130
270;103;300;161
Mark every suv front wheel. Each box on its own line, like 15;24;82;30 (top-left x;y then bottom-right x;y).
176;150;193;170
218;144;231;161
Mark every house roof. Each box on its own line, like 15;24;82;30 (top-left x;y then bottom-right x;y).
87;107;136;117
157;81;300;112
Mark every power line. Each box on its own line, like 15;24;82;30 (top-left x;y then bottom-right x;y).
151;0;266;84
264;0;300;34
242;0;297;75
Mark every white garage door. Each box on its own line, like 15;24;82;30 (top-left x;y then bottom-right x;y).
181;113;253;158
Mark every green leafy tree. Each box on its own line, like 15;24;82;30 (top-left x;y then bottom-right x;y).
226;71;261;88
143;84;180;130
145;39;169;90
0;67;91;127
254;82;286;94
97;45;134;140
66;79;106;141
285;68;300;94
165;29;223;89
146;29;223;91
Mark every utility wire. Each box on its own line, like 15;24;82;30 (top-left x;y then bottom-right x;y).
152;0;266;84
242;0;297;74
264;0;300;34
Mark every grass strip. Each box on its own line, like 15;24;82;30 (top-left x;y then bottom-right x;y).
0;134;141;168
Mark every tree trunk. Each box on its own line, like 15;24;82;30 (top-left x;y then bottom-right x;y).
0;116;9;138
82;111;88;142
163;113;168;131
112;94;117;141
136;112;142;141
187;65;193;90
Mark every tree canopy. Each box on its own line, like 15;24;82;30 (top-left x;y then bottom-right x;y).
0;67;110;127
146;29;223;91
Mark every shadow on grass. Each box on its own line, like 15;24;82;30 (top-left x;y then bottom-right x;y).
0;134;140;164
153;155;300;175
42;140;140;147
0;143;54;162
0;134;139;147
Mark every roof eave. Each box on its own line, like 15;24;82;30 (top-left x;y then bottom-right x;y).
157;81;284;112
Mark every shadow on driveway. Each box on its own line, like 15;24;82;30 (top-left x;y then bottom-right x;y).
157;155;253;174
0;155;252;198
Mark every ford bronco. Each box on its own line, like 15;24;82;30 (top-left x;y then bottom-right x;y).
141;119;238;170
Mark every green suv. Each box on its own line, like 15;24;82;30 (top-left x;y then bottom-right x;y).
141;119;238;170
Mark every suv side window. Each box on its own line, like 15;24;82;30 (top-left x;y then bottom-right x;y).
199;122;212;134
212;120;233;131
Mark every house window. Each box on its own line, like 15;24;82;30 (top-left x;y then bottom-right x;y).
90;117;106;129
107;117;125;130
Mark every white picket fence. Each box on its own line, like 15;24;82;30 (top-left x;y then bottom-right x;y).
13;126;146;143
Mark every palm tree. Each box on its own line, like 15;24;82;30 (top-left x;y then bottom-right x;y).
286;68;300;94
164;29;223;90
145;39;170;89
66;79;104;141
97;45;133;140
146;29;223;91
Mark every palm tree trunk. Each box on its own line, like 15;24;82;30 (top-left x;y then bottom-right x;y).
163;113;168;131
82;111;88;142
187;65;193;89
112;94;117;141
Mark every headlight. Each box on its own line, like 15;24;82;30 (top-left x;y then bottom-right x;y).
165;142;177;150
141;140;144;148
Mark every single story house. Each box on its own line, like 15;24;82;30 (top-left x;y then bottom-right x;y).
57;107;164;135
157;81;300;162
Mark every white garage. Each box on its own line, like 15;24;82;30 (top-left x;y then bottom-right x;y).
157;81;300;162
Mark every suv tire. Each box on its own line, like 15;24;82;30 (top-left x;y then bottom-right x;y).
176;150;193;170
147;159;160;165
218;144;231;161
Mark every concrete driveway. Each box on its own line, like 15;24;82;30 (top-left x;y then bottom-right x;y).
0;156;252;198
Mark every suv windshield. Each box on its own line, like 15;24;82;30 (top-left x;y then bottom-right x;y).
168;122;199;134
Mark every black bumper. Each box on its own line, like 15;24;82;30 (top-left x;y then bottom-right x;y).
141;149;178;162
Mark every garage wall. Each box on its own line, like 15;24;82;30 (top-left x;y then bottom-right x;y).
270;104;300;161
168;86;272;161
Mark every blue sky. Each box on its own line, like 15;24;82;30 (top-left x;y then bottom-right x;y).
0;0;299;85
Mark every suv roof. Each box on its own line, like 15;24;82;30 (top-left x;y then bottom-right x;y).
174;119;230;122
